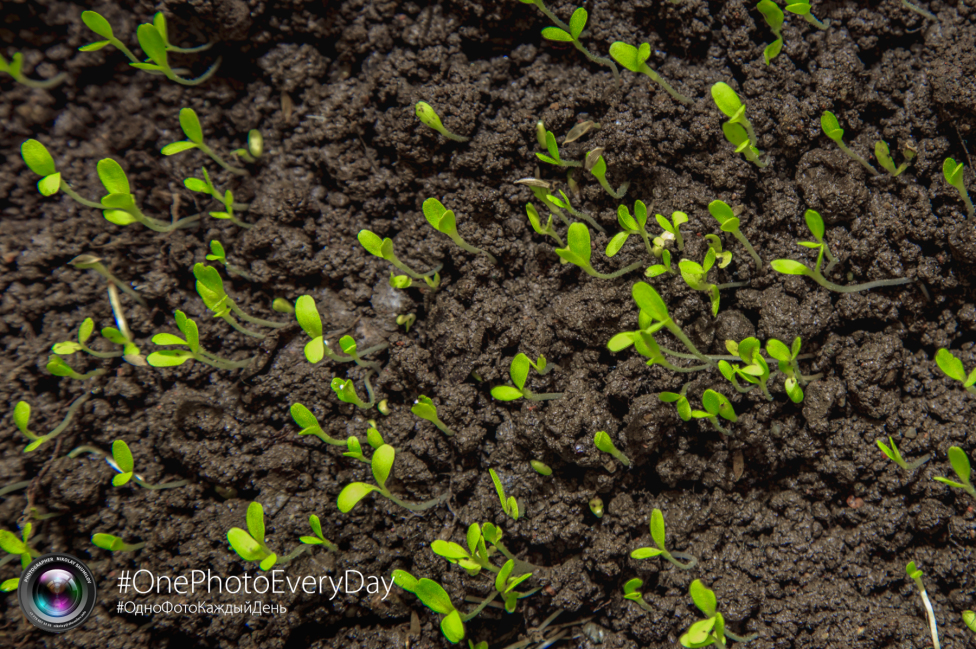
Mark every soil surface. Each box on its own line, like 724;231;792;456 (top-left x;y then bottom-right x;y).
2;1;976;648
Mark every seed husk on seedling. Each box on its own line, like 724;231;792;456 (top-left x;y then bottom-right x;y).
757;0;784;65
423;198;497;264
692;389;738;435
537;7;620;84
0;51;66;89
148;310;254;370
906;562;941;649
594;431;631;467
631;509;698;570
585;149;630;199
609;41;691;104
358;230;442;288
820;111;880;176
708;200;763;270
412;396;455;437
163;108;247;174
13;393;90;453
337;444;450;513
108;440;188;490
875;140;915;177
92;533;146;552
877;436;930;472
679;579;758;648
943;158;975;219
556;224;644;279
415;102;470;142
934;348;976;395
490;353;563;402
784;0;830;29
0;523;40;570
490;469;520;521
711;83;759;151
932;446;975;500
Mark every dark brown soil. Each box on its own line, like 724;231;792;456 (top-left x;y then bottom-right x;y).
2;1;975;648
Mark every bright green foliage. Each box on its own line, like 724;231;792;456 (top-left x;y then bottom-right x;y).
490;353;563;401
82;11;212;58
646;249;676;278
233;130;264;163
608;41;691;104
415;101;470;142
536;6;620;84
877;436;930;472
343;420;386;463
536;129;581;168
338;444;449;513
720;337;773;400
53;318;125;360
111;440;135;487
963;610;975;635
608;201;654;258
299;515;335;549
545;188;606;233
227;502;278;571
389;272;413;289
875;140;915;176
489;469;519;521
92;533;145;552
422;198;497;263
556;223;643;279
0;51;65;89
679;580;757;648
47;355;106;381
13;393;90;453
21;139;66;198
148;310;254;370
295;295;378;366
943;157;975;218
206;239;253;279
935;348;976;395
721;121;766;168
358;230;441;287
589;496;604;518
530;460;552;476
629;282;716;368
656;211;688;251
0;523;39;570
125;18;219;86
331;377;375;410
593;431;631;467
163;108;247;174
291;402;343;445
660;388;693;421
820;111;879;176
784;0;830;29
185;168;253;228
765;337;808;403
704;235;733;269
193;263;286;337
711;83;759;152
796;209;839;274
623;578;653;612
396;313;417;332
933;446;976;500
585;150;630;198
412;396;455;437
524;203;565;248
631;509;698;570
678;248;736;317
692;389;738;435
708;200;763;270
757;0;784;65
392;571;466;643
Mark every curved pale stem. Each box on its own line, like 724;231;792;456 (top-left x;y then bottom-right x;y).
229;302;288;329
665;321;718;369
836;141;880;176
665;550;698;570
383;489;451;512
197;140;247;175
523;388;563;401
589;261;644;280
18;72;68;89
640;65;692;105
451;234;498;264
731;230;763;270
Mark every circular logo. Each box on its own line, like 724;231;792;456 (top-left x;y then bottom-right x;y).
17;554;96;633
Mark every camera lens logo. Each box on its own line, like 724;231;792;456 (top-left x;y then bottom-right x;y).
18;554;96;633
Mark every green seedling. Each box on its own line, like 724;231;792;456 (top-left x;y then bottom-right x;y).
623;578;654;612
585;149;630;199
490;469;520;521
108;440;188;490
423;198;497;263
657;211;688;251
338;444;450;513
0;578;17;593
206;240;252;280
679;579;758;648
148;310;254;370
660;385;693;421
536;120;549;148
935;348;976;395
877;436;930;472
536;129;581;168
933;446;975;500
332;375;376;410
646;249;676;278
692;389;738;435
524;203;565;248
711;82;759;151
631;509;698;570
564;120;601;144
68;254;147;308
53;318;126;359
765;337;821;403
291;402;344;446
796;209;839;275
721;121;767;168
185;168;253;228
0;51;66;89
556;223;643;279
594;431;631;467
92;533;145;552
0;523;39;569
609;41;691;104
163;108;247;174
227;502;278;571
820;111;879;176
299;515;335;550
630;282;717;368
47;355;106;381
82;11;212;59
391;571;469;643
530;460;552;476
21;140;200;233
875;141;915;177
125;18;219;86
704;235;733;268
194;263;287;338
589;497;604;518
415;102;470;142
679;248;747;317
901;0;938;21
343;421;386;463
708;200;763;270
294;295;388;366
490;353;563;401
378;400;391;416
397;313;416;332
610;325;710;373
545;189;606;233
608;200;654;259
517;178;574;228
943;158;975;219
538;7;620;84
13;393;90;453
757;0;784;65
431;523;535;585
784;0;830;29
412;396;455;437
722;337;773;400
233;130;264;163
963;610;975;636
906;562;941;649
390;272;414;289
771;257;912;293
358;230;442;288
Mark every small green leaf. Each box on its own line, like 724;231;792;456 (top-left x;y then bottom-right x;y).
227;528;264;561
37;173;61;196
804;209;825;241
632;282;670;321
943;158;963;186
935;349;966;382
758;0;785;33
92;533;124;551
946;446;971;484
372;444;395;489
162;141;197;155
541;27;574;42
178;108;204;144
358;230;386;257
1;578;19;592
821;111;843;141
423;197;449;231
631;547;666;559
689;579;717;617
415;579;456;615
707;200;735;226
649;509;666;549
112;440;134;473
771;259;811;276
337;482;379;513
763;38;783;66
21;139;57;177
491;386;523;401
112;472;133;487
510;353;530;391
96;158;130;194
710;82;743;119
569;7;588;39
594;431;617;455
82;11;115;38
245;502;265;542
13;402;31;434
147;350;194;367
766;339;792;362
432;540;470;561
609;42;642;72
136;24;167;65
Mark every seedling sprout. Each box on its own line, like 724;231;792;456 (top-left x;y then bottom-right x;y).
679;579;758;648
13;393;90;453
295;295;388;366
193;263;287;338
0;51;66;89
711;83;759;151
784;0;830;29
148;310;254;370
163;108;247;175
692;389;738;435
299;515;335;550
47;355;106;381
820;111;879;176
337;444;450;513
609;41;691;104
875;140;915;177
536;129;581;168
756;0;784;65
206;240;253;280
631;509;698;570
415;102;470;142
906;562;941;649
943;158;975;219
92;533;146;552
491;353;563;401
556;224;644;279
877;436;930;472
708;200;763;270
0;523;40;569
594;431;631;467
589;497;604;518
358;230;442;288
585;149;630;199
108;440;188;490
423;198;497;263
490;469;520;521
538;7;620;84
412;396;456;437
227;501;306;571
932;446;975;500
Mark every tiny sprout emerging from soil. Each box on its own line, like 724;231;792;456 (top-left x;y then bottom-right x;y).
344;421;386;463
631;509;698;570
525;203;565;248
594;431;631;467
0;523;39;569
490;469;520;521
538;7;620;84
632;282;717;368
358;230;442;288
0;51;66;89
68;254;147;308
108;440;188;490
771;256;913;293
589;496;604;518
557;223;644;279
530;460;552;476
163;108;247;175
679;579;758;649
331;376;376;410
338;444;449;513
766;337;820;403
711;83;759;151
877;436;931;472
756;0;784;65
299;515;335;549
796;209;839;274
390;272;414;289
415;102;470;142
585;149;630;199
623;578;653;612
412;396;455;437
784;0;830;29
47;355;106;381
906;562;941;649
646;249;676;278
397;313;417;332
233;130;264;163
490;353;563;401
708;200;763;270
536;120;548;149
935;348;976;395
92;533;145;553
933;446;976;500
536;129;581;168
820;111;880;176
943;158;975;219
185;168;253;228
206;240;252;280
130;17;220;85
423;198;498;264
291;402;343;446
194;264;287;338
53;318;126;359
692;389;738;435
294;295;388;366
14;393;90;453
608;200;654;258
722;337;773;400
657;211;688;251
722;122;767;168
228;502;279;571
875;141;915;177
431;522;515;577
391;571;466;643
148;310;254;370
546;189;606;233
679;248;747;317
609;41;691;104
